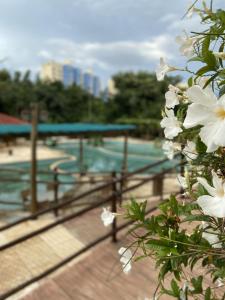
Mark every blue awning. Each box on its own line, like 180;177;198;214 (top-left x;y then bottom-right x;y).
0;123;136;137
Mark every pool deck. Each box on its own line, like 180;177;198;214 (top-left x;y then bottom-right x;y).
0;144;66;165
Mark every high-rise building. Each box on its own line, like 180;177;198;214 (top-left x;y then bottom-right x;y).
74;67;82;86
40;61;63;82
40;61;102;97
63;64;74;87
107;79;118;97
93;76;101;97
83;71;93;94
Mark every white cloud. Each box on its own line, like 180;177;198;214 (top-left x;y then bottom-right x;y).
38;50;52;59
39;34;174;72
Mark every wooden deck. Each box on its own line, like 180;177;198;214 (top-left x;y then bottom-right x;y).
18;236;168;300
0;178;182;300
0;197;165;300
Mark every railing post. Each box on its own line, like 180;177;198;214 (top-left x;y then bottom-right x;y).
153;174;164;201
111;171;117;243
53;168;59;217
119;170;124;206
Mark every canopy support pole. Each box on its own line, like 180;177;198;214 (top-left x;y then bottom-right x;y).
122;133;128;174
79;136;84;176
30;103;39;214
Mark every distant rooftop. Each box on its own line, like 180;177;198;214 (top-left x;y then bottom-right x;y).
0;113;27;125
0;123;136;137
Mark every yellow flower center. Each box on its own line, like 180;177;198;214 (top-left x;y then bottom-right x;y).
215;107;225;119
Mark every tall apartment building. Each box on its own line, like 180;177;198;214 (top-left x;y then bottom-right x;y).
40;61;63;82
93;76;101;97
63;64;74;87
83;71;93;94
40;61;101;97
74;67;82;86
63;63;82;87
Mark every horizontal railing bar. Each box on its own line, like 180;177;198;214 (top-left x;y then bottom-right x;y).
0;179;115;232
0;203;159;300
0;163;181;249
0;194;113;252
0;161;182;232
0;167;114;176
0;200;22;206
121;164;181;195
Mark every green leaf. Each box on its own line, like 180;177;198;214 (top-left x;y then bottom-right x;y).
196;136;207;154
204;287;211;300
170;195;179;216
191;276;203;294
183;215;211;222
218;43;224;68
188;56;205;63
202;35;210;59
204;51;217;68
188;76;193;87
196;65;215;76
171;279;180;297
146;239;171;251
203;72;218;88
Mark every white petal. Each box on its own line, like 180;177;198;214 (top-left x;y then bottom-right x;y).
118;247;127;255
197;195;225;218
123;262;132;274
165;91;179;108
202;231;221;248
118;247;132;260
186;85;216;106
177;175;187;189
213;119;225;147
101;207;115;226
183;103;213;128
212;171;223;193
164;126;182;140
199;123;220;152
197;177;216;196
183;140;197;160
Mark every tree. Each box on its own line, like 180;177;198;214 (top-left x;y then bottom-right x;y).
107;71;181;121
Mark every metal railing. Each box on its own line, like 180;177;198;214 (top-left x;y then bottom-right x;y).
0;157;183;300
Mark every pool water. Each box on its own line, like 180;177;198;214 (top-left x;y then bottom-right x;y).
55;141;169;173
0;140;178;210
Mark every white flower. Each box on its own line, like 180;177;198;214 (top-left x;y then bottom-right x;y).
165;85;180;108
179;290;186;300
197;171;225;218
160;109;183;139
213;52;225;60
163;140;180;160
175;32;197;58
156;57;176;81
101;207;115;226
216;278;224;287
118;247;132;274
183;85;225;152
163;141;175;159
177;174;188;189
202;222;222;248
183;140;198;161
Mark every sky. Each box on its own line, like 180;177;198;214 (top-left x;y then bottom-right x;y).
0;0;224;86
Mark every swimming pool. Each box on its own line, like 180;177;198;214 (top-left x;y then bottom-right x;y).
0;140;177;210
